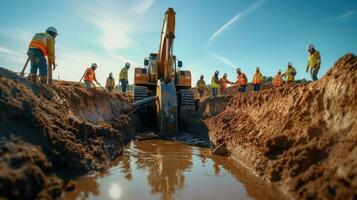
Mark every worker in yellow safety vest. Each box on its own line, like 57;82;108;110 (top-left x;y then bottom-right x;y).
306;44;321;81
282;62;296;85
236;68;248;92
211;71;220;96
27;27;58;84
273;70;283;88
119;63;130;95
252;67;263;91
105;72;115;93
196;75;207;97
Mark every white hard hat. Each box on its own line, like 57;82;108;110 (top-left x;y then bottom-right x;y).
91;63;97;69
214;70;219;75
236;67;241;73
256;67;260;71
109;72;113;76
46;26;58;36
223;73;227;77
288;62;292;66
278;70;282;74
125;63;130;68
307;43;315;50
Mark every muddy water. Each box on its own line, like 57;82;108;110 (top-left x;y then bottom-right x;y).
63;140;287;200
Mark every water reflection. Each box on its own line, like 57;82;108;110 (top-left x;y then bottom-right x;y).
63;140;288;200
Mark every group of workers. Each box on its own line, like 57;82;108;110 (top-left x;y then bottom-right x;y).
196;43;321;97
26;27;321;97
26;26;131;94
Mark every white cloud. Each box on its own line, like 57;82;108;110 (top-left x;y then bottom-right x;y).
76;0;154;51
209;52;236;69
0;28;32;44
207;0;267;46
324;9;357;22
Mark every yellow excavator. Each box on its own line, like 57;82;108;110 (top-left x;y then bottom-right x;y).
133;8;195;134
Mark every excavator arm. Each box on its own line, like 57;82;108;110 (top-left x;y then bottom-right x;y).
157;8;176;83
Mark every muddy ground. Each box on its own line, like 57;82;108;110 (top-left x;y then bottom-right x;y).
0;67;136;199
205;54;357;199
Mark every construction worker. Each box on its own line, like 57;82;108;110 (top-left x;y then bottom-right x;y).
236;68;248;93
306;44;321;81
282;62;296;85
105;72;115;93
119;63;130;95
27;26;58;84
82;63;100;89
220;73;233;96
211;71;220;96
273;70;283;88
252;67;263;91
196;75;207;97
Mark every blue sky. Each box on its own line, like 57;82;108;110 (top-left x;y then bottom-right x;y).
0;0;356;85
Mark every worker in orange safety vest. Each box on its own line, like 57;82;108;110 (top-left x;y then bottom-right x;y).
81;63;100;89
235;67;248;93
273;70;283;88
220;73;233;96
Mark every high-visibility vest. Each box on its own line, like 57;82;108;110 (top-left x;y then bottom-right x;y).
119;67;128;81
29;33;53;56
237;73;247;86
106;77;115;87
84;68;95;82
308;51;320;68
211;76;220;89
253;72;263;84
285;67;296;81
273;74;283;87
196;80;206;89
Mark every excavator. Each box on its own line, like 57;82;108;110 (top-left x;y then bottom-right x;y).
133;8;196;134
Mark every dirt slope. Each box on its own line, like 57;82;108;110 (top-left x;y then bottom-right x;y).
205;54;357;199
0;67;135;199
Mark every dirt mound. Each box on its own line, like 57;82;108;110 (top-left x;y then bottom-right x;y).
205;54;357;199
0;67;135;199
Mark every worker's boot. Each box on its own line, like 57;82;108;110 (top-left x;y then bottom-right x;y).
40;76;47;85
29;74;37;83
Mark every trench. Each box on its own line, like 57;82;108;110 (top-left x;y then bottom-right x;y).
62;136;288;200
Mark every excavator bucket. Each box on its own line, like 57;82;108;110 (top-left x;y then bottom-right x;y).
156;80;178;133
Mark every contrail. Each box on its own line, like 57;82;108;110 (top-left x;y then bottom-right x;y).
209;52;236;69
207;0;267;46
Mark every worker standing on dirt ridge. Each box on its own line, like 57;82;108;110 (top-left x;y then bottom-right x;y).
220;73;233;96
282;62;296;85
236;68;248;92
211;71;220;96
27;27;58;84
196;75;207;97
273;70;283;88
119;63;130;95
306;44;321;81
252;67;263;91
81;63;100;89
105;72;115;93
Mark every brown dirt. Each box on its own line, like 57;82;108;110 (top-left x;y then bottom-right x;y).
0;67;136;199
205;53;357;199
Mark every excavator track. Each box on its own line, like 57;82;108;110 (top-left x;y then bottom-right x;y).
133;86;148;119
179;89;197;131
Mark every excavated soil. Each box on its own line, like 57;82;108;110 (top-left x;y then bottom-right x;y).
0;67;136;199
205;54;357;199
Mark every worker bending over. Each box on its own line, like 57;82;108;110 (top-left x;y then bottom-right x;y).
282;62;296;85
196;75;207;97
81;63;100;89
306;44;321;81
27;27;58;84
211;71;220;96
220;73;233;96
106;72;115;93
236;68;248;93
273;70;283;88
119;63;130;95
252;67;263;91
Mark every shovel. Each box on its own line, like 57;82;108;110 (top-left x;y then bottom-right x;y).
20;57;30;77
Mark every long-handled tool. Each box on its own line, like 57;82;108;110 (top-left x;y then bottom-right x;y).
20;57;30;77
